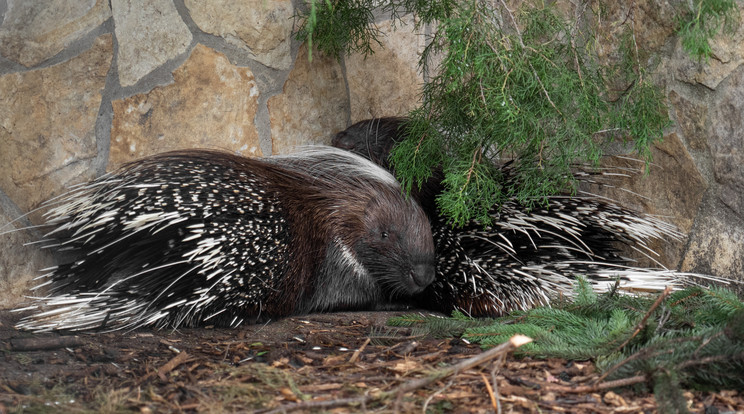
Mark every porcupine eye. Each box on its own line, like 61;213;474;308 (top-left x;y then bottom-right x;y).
355;196;435;296
376;229;397;243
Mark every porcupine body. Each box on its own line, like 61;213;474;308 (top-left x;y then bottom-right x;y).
13;147;435;332
332;117;690;317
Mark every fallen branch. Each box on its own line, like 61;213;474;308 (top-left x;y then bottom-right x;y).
10;335;84;351
545;374;649;394
391;334;532;397
254;334;532;414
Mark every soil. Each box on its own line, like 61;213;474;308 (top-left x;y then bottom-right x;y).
1;309;742;413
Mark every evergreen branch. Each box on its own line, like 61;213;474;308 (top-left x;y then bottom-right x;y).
595;344;677;385
294;0;735;223
496;0;563;118
692;330;724;355
569;0;590;87
614;286;672;353
620;1;644;83
387;283;744;405
459;285;744;391
294;0;383;60
461;147;484;198
677;0;739;61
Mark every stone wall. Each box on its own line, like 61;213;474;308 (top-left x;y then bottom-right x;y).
0;0;742;308
584;1;744;285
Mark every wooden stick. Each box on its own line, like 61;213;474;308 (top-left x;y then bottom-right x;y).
10;335;84;351
254;334;532;414
545;374;649;394
391;335;532;397
157;351;190;382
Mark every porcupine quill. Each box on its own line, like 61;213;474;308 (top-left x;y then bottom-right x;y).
332;117;732;317
8;147;435;332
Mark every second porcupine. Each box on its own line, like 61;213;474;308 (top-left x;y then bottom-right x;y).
332;117;699;317
13;147;435;332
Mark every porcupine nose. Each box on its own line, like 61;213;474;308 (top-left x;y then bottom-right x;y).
411;262;436;290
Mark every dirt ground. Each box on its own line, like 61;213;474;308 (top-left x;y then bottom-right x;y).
1;309;742;413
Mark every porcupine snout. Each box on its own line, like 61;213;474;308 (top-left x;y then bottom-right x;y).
399;205;436;294
411;261;435;290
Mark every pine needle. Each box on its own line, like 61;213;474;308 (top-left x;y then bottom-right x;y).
390;282;744;407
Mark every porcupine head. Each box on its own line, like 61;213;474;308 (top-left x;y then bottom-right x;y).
269;149;437;316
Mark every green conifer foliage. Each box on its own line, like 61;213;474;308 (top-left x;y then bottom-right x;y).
388;284;744;406
295;0;739;225
678;0;739;61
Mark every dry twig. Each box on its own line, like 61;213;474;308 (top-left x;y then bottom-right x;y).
254;334;532;414
614;286;672;353
10;335;84;351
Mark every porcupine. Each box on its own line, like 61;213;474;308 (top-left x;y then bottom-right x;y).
11;147;435;332
332;117;697;317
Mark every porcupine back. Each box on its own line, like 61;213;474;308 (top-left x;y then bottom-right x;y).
332;117;698;317
12;148;435;331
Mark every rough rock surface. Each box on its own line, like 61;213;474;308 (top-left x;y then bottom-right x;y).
110;44;262;167
668;91;709;151
111;0;192;87
0;0;111;67
185;0;293;70
682;204;744;285
707;65;744;218
0;35;112;214
594;1;681;66
346;14;425;122
582;133;706;270
268;46;348;154
0;195;55;309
